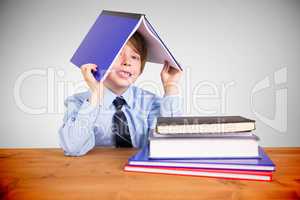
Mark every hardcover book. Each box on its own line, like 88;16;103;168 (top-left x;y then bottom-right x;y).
149;130;259;159
124;165;273;181
128;145;275;171
71;10;182;81
156;116;256;134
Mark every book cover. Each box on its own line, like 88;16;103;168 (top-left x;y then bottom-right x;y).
150;129;255;138
124;165;273;181
128;145;275;171
149;130;260;159
156;116;256;134
71;10;182;81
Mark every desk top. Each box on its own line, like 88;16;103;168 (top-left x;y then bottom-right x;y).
0;147;300;200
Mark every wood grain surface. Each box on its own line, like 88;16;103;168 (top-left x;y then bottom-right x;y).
0;147;299;200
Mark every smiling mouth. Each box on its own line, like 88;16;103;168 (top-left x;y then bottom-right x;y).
117;70;133;78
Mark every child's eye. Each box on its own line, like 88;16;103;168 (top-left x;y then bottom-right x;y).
131;55;140;60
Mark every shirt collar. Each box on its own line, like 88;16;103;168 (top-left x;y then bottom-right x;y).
101;85;133;109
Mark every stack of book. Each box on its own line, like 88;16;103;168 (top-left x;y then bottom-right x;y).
124;116;276;181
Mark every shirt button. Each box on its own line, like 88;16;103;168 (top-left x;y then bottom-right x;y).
71;117;76;122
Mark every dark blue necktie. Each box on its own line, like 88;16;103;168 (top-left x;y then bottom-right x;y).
112;96;133;148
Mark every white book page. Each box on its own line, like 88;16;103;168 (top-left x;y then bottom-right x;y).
137;16;181;70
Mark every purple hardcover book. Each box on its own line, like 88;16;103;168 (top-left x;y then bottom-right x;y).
71;10;182;81
128;145;275;171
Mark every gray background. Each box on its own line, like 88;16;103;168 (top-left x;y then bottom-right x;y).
0;0;299;148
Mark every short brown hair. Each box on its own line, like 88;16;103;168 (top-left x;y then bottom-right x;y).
128;32;147;73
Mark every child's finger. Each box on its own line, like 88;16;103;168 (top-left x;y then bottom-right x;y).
91;64;97;71
165;62;170;73
87;64;97;72
81;64;88;73
84;64;98;76
81;63;97;71
162;61;168;72
86;70;98;83
81;64;97;82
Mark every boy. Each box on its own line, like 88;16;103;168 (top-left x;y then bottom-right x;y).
59;32;182;156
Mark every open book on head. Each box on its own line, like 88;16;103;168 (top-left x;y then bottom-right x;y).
71;10;182;81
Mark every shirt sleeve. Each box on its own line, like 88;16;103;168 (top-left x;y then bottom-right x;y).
147;94;182;130
58;96;99;156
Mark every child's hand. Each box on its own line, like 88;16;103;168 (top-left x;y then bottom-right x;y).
81;63;104;106
160;61;182;96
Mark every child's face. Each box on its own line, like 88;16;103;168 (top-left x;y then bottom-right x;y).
105;41;142;89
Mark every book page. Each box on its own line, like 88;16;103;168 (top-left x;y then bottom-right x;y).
137;17;182;70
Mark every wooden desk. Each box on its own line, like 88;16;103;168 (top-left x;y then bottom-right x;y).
0;148;299;200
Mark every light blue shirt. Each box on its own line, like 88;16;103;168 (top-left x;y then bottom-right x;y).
58;85;182;156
